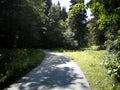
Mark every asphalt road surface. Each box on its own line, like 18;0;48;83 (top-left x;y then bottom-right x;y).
5;51;91;90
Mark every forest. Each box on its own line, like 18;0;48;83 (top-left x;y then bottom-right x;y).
0;0;120;89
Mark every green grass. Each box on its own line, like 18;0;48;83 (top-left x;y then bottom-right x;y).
0;49;44;89
53;49;120;90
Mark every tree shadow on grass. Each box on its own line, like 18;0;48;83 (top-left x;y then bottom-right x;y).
6;51;91;90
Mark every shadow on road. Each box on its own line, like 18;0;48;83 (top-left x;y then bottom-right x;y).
6;51;91;90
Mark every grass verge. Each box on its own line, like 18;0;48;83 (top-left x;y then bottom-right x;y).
53;49;120;90
0;49;44;89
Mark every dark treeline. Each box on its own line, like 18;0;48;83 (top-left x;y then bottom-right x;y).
0;0;87;49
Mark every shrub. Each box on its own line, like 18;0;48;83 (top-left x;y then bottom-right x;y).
0;49;44;89
104;38;120;82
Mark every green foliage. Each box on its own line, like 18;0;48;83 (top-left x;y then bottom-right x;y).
45;5;65;48
45;3;79;49
54;49;120;90
0;0;87;49
104;53;120;81
87;18;106;47
60;7;68;21
0;49;44;89
68;3;85;18
88;0;120;82
67;0;87;48
63;27;78;49
0;0;48;48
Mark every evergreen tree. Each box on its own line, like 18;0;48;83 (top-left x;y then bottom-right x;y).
0;0;48;48
45;0;52;15
68;0;87;47
60;7;68;21
45;4;64;48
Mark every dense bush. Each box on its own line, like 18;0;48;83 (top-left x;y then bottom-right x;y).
0;49;44;89
87;0;120;82
104;37;120;82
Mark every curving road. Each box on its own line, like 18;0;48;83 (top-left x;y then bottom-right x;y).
5;50;91;90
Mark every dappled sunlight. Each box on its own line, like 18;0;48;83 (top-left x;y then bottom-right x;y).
5;51;91;90
58;50;120;90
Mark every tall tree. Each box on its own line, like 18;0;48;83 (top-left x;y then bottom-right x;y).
68;0;87;47
60;7;68;21
45;4;64;48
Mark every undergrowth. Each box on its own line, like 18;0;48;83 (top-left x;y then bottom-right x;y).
0;49;44;89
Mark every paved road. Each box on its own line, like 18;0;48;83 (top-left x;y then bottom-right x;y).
5;51;91;90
